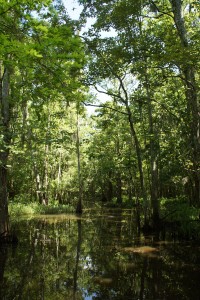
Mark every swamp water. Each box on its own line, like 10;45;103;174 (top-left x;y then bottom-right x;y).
0;208;200;300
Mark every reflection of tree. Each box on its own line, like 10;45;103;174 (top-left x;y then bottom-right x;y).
73;219;82;299
0;246;7;299
13;228;38;299
2;215;200;300
139;257;147;300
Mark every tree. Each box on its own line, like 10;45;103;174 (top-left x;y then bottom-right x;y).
0;0;86;238
169;0;200;203
78;0;200;225
76;108;83;214
0;63;10;236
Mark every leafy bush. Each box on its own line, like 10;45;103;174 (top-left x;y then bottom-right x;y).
160;197;200;239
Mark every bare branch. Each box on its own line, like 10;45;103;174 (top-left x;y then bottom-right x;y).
83;102;128;116
149;1;174;19
94;85;123;102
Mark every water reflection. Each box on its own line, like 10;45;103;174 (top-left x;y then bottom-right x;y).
0;246;7;299
0;209;200;299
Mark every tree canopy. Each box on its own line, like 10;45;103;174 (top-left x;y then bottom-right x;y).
0;0;199;238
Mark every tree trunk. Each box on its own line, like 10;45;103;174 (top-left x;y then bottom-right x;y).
144;71;160;227
107;173;113;202
20;95;28;148
183;66;200;204
73;219;82;299
116;174;122;204
43;143;49;205
0;65;10;236
115;135;122;204
170;0;200;204
76;111;82;214
125;102;148;224
0;247;7;298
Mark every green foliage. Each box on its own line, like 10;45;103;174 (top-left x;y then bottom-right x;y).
0;0;199;242
0;0;87;210
78;0;199;209
9;202;74;217
160;197;200;239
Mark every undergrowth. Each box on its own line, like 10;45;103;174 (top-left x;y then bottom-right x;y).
160;197;200;239
9;202;75;217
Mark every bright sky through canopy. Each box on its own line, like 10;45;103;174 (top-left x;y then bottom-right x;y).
63;0;83;20
63;0;113;115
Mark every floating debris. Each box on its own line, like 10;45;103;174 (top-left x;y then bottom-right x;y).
122;246;159;254
93;277;113;285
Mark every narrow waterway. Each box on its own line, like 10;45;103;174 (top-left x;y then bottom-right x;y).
0;208;200;299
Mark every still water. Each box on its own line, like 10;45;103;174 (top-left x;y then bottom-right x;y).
1;208;200;300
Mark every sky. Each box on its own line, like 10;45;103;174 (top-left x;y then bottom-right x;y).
63;0;83;20
63;0;116;36
63;0;113;115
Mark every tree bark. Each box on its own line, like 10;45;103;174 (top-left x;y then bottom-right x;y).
0;65;10;236
76;111;83;214
170;0;200;203
116;174;122;204
144;71;160;227
125;102;148;224
115;137;122;204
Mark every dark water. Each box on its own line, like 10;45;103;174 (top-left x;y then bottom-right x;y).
1;208;200;300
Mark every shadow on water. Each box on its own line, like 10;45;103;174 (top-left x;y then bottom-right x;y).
0;208;200;299
0;246;7;299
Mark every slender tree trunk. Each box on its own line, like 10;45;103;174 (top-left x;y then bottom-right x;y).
107;172;113;202
0;65;10;236
183;66;200;203
139;257;147;300
125;102;148;224
34;168;42;203
56;150;62;203
43;144;49;205
43;111;51;204
170;0;200;203
138;11;159;227
21;99;28;148
144;71;160;227
116;174;122;204
76;111;82;214
57;151;62;184
0;247;7;298
95;56;148;221
73;219;82;299
116;136;122;204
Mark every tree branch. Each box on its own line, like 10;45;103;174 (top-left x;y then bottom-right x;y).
0;2;19;16
83;102;128;116
93;84;120;99
149;1;174;19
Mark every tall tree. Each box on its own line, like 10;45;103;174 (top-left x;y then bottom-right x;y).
0;0;86;237
78;0;200;223
169;0;200;203
0;63;10;236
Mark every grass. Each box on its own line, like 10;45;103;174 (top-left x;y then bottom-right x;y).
9;202;75;218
